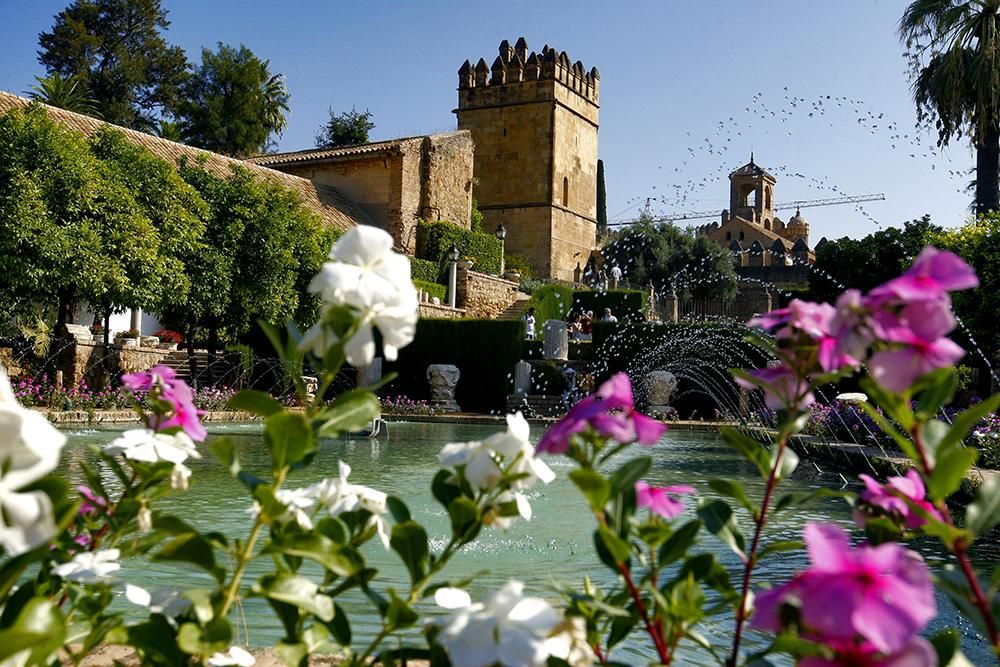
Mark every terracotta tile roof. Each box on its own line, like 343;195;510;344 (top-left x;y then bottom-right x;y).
0;91;370;232
729;160;775;180
245;131;469;166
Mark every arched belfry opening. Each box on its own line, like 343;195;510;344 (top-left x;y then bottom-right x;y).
728;153;776;226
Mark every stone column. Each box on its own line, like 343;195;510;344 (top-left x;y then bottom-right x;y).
513;360;531;397
448;260;458;308
543;320;568;361
129;308;142;332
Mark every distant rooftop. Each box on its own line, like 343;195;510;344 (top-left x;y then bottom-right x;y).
246;131;469;167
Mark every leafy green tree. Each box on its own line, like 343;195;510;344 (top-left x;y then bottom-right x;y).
597;158;607;235
37;0;188;129
932;213;1000;359
601;213;737;299
27;72;100;116
900;1;1000;216
315;106;374;148
177;43;290;157
155;119;182;141
808;216;942;303
0;105;155;329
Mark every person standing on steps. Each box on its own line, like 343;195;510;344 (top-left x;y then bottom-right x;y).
610;264;622;289
524;307;536;339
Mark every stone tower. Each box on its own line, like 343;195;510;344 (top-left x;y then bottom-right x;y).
729;154;777;230
455;38;599;280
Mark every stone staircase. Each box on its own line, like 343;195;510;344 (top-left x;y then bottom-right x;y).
496;293;532;321
158;349;193;380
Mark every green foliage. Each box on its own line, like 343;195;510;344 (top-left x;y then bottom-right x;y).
315;106;374;149
412;279;446;302
525;284;574;324
572;289;646;321
408;258;440;284
177;43;289;157
596;159;607;234
385;319;525;412
503;253;534;279
37;0;188;128
932;213;1000;357
27;72;100;116
470;198;485;232
416;219;503;276
809;217;942;303
601;214;736;299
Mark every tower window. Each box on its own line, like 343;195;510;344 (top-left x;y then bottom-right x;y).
726;231;731;241
562;177;569;207
739;231;745;241
503;128;507;137
765;186;772;210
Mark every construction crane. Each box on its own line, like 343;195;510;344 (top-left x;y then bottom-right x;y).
608;192;885;227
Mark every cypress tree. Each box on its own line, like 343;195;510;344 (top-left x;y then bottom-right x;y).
596;159;607;234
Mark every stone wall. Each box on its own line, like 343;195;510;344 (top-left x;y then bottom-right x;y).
419;302;466;319
59;341;170;387
456;268;519;319
421;133;475;228
0;346;26;377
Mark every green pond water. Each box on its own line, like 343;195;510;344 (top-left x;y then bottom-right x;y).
58;421;994;665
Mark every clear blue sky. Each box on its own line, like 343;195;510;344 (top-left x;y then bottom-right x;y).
0;0;975;242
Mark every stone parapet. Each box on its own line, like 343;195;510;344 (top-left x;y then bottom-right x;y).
419;302;465;319
456;268;519;319
57;339;171;387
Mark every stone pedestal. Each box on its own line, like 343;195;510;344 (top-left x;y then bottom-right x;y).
427;364;461;413
513;360;531;398
645;370;678;417
356;357;383;388
542;320;568;361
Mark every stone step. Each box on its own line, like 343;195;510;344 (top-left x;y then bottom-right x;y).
496;293;532;321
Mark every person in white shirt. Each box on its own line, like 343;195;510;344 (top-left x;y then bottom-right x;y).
524;307;537;339
601;307;618;323
610;264;622;288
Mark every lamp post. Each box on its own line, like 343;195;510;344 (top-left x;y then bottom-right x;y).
447;243;460;308
495;222;507;276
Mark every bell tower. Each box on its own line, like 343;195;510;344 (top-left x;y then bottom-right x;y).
728;154;777;230
455;38;600;280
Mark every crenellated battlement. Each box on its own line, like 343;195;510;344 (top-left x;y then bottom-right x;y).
458;37;599;104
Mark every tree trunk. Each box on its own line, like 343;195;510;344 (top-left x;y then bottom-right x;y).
208;324;219;387
186;321;198;390
975;122;1000;218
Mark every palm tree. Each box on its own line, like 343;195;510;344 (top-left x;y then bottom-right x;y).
260;71;290;139
27;73;101;117
900;0;1000;216
154;119;183;142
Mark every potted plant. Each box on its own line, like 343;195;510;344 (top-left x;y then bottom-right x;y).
89;323;104;343
117;328;140;347
154;329;184;351
457;255;475;270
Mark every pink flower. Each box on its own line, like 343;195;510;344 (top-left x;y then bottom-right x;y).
122;365;178;392
867;301;965;393
870;246;978;304
752;523;935;654
735;366;814;411
635;481;695;519
536;373;666;454
77;486;107;516
800;636;937;667
121;367;207;442
857;470;943;530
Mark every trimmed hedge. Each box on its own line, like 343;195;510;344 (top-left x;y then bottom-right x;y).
418;220;503;278
384;319;525;412
413;279;447;302
410;257;439;284
527;286;648;324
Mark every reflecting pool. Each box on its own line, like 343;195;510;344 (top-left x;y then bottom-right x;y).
59;421;993;664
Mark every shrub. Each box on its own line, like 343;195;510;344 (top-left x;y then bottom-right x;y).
153;328;184;344
384;318;525;412
526;284;574;324
417;219;503;277
572;289;647;321
413;279;447;302
409;257;439;284
531;361;565;396
504;253;534;279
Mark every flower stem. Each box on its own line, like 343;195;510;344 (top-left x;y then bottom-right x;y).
619;561;670;664
910;426;1000;656
727;432;787;667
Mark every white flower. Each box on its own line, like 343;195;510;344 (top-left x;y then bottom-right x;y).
434;580;561;667
170;463;192;491
490;491;534;530
104;429;200;465
545;616;595;667
275;485;320;530
300;226;418;367
438;441;502;490
0;369;67;555
124;583;191;622
208;646;255;666
51;548;120;583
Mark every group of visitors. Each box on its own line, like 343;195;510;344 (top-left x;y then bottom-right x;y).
523;306;618;341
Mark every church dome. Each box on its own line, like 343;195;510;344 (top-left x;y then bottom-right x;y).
788;208;807;228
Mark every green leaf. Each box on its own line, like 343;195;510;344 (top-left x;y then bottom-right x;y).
857;400;920;461
570;468;611;511
386;590;419;629
720;428;771;479
929;627;974;667
228;389;284;416
595;527;632;566
209;437;240;478
325;604;351;646
916;368;958;416
860;377;913;430
386;496;411;523
759;540;804;558
774;488;854;513
390;521;429;584
264;534;363;577
177;618;232;656
275;641;307;667
447;497;481;543
707;479;754;512
608;457;651;495
920;420;950;466
253;574;334;622
265;411;315;470
696;498;745;559
965;476;1000;537
153;533;222;582
928;446;978;501
658;519;701;566
314;389;381;438
432;469;461;508
0;597;65;663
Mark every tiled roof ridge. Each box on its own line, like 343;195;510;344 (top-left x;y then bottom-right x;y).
0;90;369;231
246;130;470;166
